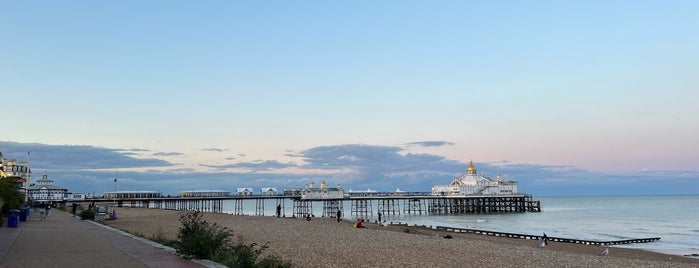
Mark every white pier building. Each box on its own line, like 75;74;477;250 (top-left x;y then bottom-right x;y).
431;161;518;196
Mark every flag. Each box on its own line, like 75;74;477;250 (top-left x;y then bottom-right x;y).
114;178;117;183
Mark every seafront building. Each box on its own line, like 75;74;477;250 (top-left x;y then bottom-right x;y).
27;173;68;204
0;152;31;200
431;161;518;196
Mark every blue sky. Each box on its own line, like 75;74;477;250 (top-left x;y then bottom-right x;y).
1;1;697;196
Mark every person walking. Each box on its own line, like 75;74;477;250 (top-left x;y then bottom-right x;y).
276;204;282;218
71;203;78;217
336;208;342;222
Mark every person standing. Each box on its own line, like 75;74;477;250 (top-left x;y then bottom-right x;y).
71;203;78;217
378;211;382;223
336;208;342;222
276;204;282;218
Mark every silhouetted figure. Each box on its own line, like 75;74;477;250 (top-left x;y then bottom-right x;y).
276;204;281;218
72;203;78;217
336;209;342;222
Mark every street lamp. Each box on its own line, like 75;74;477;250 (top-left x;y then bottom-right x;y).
113;170;118;199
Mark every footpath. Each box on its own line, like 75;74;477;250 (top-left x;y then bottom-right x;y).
0;209;207;268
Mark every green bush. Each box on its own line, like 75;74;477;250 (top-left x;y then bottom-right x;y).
176;211;292;268
177;211;232;259
79;209;95;220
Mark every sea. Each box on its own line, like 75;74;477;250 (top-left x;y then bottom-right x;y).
220;195;699;257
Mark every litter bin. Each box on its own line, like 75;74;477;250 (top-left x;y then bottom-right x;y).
7;209;20;228
19;208;28;222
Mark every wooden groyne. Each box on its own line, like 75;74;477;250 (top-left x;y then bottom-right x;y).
434;226;661;246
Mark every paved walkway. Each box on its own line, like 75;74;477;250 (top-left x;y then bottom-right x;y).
0;209;208;268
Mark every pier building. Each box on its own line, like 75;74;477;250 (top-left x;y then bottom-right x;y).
301;180;344;199
178;190;230;197
236;188;253;196
431;161;518;196
103;190;161;199
260;187;278;196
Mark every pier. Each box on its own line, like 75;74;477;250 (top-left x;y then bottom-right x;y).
83;193;542;216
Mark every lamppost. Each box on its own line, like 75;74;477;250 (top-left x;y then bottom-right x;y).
113;170;118;199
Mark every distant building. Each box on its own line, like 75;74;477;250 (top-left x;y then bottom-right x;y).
178;190;230;197
431;161;518;196
259;187;278;196
28;173;68;203
346;187;378;197
236;188;253;196
0;152;31;200
301;180;344;200
65;193;86;201
103;190;162;199
283;186;302;196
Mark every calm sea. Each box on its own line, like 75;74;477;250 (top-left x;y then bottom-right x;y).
221;195;699;257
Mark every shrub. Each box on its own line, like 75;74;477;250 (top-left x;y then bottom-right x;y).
176;211;292;268
177;211;232;259
79;209;95;220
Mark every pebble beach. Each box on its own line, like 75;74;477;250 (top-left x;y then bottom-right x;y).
105;208;699;268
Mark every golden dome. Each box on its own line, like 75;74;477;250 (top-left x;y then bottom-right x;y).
467;161;476;171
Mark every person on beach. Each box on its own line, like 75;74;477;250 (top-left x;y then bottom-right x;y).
276;204;282;218
543;233;548;245
378;211;382;223
336;209;342;222
356;219;365;228
72;203;78;217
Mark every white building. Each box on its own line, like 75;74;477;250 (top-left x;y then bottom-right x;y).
301;180;344;199
259;187;278;196
103;190;162;199
28;173;68;203
236;188;253;196
179;190;230;197
432;161;518;196
65;193;86;201
0;152;31;200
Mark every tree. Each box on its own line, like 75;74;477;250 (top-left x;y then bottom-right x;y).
0;177;23;216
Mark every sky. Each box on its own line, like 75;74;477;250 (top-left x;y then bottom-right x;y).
1;1;698;196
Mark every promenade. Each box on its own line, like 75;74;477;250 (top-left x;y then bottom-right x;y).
0;209;207;268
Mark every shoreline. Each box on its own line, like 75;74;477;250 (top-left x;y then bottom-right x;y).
104;208;699;267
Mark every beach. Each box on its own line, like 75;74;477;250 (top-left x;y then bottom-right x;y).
105;208;699;268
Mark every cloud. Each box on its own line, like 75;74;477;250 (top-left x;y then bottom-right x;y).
153;152;185;157
405;141;454;147
0;141;172;170
203;148;228;152
202;160;297;171
3;141;698;196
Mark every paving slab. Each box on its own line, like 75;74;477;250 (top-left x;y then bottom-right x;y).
0;209;206;268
